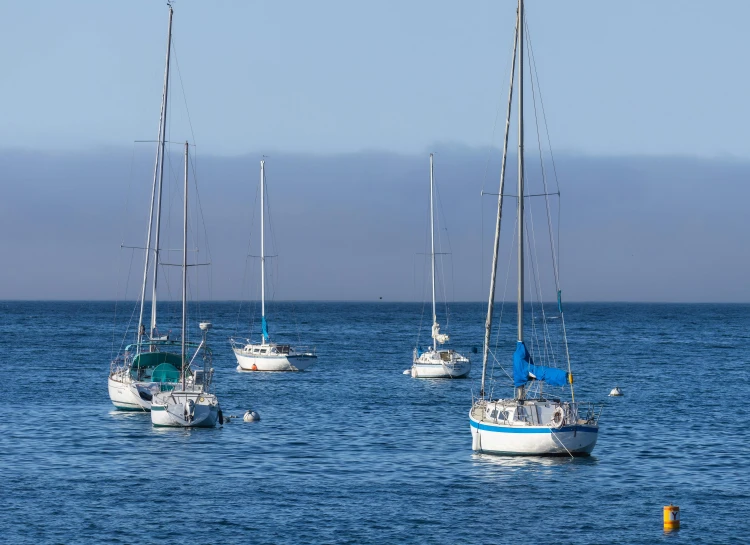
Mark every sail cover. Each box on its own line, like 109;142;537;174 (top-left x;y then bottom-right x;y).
513;341;568;387
261;316;269;342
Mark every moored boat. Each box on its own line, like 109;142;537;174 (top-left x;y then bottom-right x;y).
469;0;601;456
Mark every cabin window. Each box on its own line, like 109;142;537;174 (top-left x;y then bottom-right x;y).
490;409;497;419
261;348;268;354
498;411;509;421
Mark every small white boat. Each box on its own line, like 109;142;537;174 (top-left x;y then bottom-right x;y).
469;0;600;456
230;160;317;372
411;154;470;379
151;144;221;428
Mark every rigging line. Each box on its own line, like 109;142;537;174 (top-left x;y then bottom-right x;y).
263;163;280;305
169;40;197;147
490;207;518;390
481;20;522;304
525;19;561;290
525;170;555;367
237;168;261;335
111;247;136;359
524;205;546;368
416;172;432;349
188;150;214;310
525;21;562;196
434;177;451;329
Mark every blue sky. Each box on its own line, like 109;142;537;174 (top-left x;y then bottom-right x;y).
1;0;749;157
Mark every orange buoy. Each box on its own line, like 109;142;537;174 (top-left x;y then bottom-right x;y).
663;505;680;531
251;364;258;371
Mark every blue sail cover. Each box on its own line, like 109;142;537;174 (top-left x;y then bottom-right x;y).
513;341;568;388
261;316;269;342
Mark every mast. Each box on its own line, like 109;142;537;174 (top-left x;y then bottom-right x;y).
429;153;437;352
260;160;266;343
181;141;188;390
516;0;526;399
136;3;173;353
479;4;520;398
150;3;173;337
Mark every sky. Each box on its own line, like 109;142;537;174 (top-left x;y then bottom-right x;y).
0;1;749;302
1;0;750;156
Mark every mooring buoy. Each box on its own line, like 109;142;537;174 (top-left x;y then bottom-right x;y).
663;505;680;531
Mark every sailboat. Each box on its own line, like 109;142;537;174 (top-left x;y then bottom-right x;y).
469;0;600;455
151;142;221;428
230;160;317;372
411;153;471;379
108;3;183;411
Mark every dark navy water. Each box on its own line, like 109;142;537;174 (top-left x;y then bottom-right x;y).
1;302;748;544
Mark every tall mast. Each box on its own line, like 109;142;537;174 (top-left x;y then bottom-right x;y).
517;0;525;345
515;0;526;400
260;160;266;342
480;6;520;399
429;153;437;352
181;141;188;390
150;3;173;337
136;3;173;352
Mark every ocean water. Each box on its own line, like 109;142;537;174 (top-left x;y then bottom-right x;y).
1;301;748;544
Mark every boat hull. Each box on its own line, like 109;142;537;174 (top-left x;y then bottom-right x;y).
151;391;220;428
108;374;153;411
235;352;316;372
469;416;598;456
411;360;470;378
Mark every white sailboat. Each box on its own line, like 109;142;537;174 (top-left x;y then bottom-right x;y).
109;3;183;411
231;160;317;372
411;154;470;379
469;0;600;455
151;142;221;428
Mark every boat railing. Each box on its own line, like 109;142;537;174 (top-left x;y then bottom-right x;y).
571;402;602;425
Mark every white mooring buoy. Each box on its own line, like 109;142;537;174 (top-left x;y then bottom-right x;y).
609;386;623;397
244;410;261;422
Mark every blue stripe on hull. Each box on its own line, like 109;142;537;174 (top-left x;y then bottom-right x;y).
470;419;598;434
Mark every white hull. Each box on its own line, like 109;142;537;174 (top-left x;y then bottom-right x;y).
151;391;220;428
234;351;316;372
470;417;598;456
411;349;470;379
108;373;154;411
469;400;598;456
411;360;470;378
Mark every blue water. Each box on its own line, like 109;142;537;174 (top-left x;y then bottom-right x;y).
1;302;748;544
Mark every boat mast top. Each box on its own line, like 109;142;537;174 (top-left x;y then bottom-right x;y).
260;159;266;342
181;141;188;391
479;2;520;398
150;3;174;338
429;153;437;352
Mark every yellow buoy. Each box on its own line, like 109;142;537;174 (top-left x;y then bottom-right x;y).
663;505;680;531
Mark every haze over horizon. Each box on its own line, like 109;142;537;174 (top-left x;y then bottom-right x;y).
1;1;749;302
